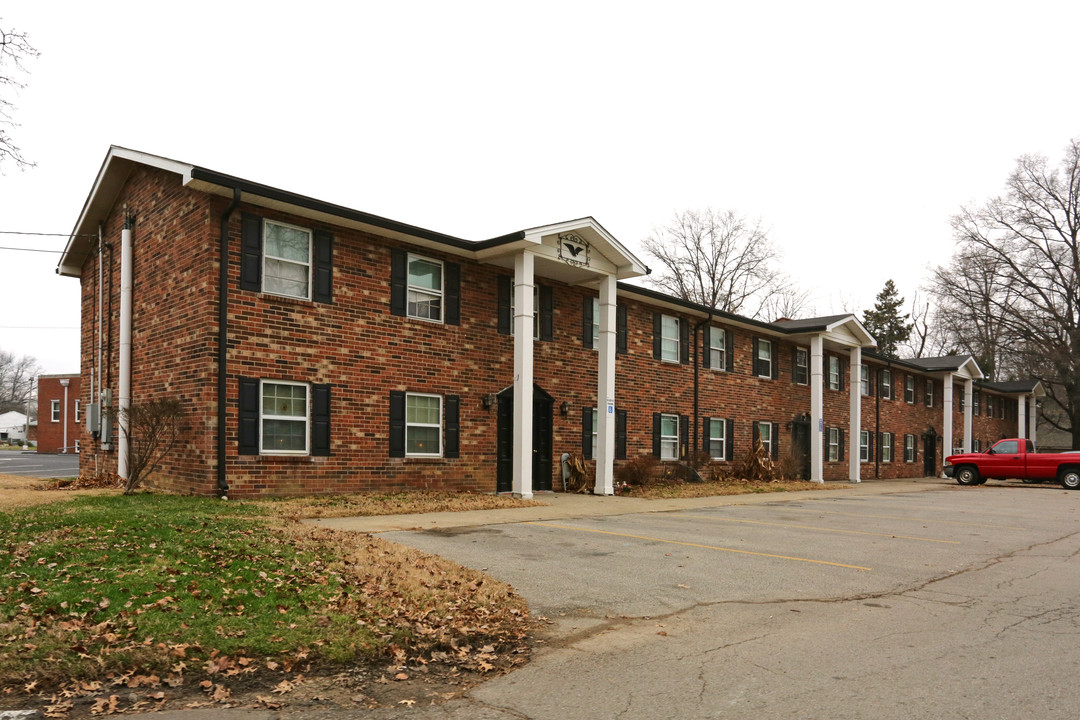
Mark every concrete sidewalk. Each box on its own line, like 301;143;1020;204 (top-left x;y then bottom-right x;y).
308;476;953;534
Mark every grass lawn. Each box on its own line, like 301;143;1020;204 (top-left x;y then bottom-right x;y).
0;484;532;716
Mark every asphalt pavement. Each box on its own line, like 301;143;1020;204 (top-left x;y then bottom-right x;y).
0;450;79;478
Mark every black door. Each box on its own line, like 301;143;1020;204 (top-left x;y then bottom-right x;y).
791;417;811;480
496;385;554;493
923;429;937;476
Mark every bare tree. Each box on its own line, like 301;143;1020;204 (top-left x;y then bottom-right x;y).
0;348;40;413
935;138;1080;447
0;21;39;169
643;208;805;319
120;398;186;494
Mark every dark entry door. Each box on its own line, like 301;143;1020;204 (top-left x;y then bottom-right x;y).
791;417;811;480
923;430;937;476
496;385;554;493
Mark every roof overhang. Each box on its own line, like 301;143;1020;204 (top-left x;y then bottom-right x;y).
776;315;877;350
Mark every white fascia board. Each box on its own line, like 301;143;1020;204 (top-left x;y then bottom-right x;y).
523;217;649;277
823;315;876;346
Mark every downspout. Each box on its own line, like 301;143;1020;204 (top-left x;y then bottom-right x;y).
217;188;242;497
118;213;134;480
692;313;714;459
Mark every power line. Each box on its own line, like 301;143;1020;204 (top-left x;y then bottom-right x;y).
0;326;79;330
0;230;95;238
0;245;68;254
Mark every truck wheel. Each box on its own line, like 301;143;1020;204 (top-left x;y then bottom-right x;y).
1060;470;1080;490
956;466;980;486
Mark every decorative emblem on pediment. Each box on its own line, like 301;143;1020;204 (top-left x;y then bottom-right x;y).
558;232;590;268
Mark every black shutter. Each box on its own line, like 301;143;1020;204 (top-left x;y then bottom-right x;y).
238;377;259;455
240;214;262;292
390;249;407;317
615;409;627;459
389;391;406;458
680;319;689;364
652;412;661;458
726;418;735;461
444;395;459;458
752;420;760;447
497;275;511;335
702;326;711;369
838;428;845;461
653;314;662;360
752;338;761;376
616;304;628;354
312;230;333;303
582;407;594;460
725;330;734;372
702;416;710;453
772;346;780;380
538;285;553;341
790;348;797;384
680;414;689;458
877;432;883;462
868;367;876;397
444;262;461;326
311;384;331;456
839;359;846;391
583;297;594;349
772;422;780;460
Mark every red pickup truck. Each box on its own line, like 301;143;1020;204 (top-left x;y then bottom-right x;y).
944;439;1080;489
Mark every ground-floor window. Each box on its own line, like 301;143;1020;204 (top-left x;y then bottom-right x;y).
904;434;915;462
756;421;772;457
405;393;442;457
860;430;869;462
881;432;893;463
708;418;726;460
261;380;309;454
660;414;679;460
974;439;982;452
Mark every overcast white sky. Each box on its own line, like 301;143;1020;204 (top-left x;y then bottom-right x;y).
2;1;1078;375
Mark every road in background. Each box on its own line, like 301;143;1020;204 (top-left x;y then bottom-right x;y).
0;452;79;478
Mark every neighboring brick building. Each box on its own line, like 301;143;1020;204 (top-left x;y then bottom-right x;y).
57;147;1041;496
36;373;81;454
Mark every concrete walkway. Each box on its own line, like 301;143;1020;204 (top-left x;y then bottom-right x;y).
308;476;953;533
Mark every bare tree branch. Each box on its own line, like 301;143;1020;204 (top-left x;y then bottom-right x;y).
0;21;39;170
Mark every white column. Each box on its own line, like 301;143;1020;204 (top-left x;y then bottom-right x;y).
942;374;953;474
1017;395;1027;439
118;225;133;480
848;346;861;483
61;379;70;454
512;252;535;499
1029;396;1038;446
809;336;824;483
594;275;617;495
963;380;973;452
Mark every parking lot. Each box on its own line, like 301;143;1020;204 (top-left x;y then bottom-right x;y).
381;483;1080;719
0;451;79;478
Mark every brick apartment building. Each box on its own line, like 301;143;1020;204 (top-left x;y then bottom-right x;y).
57;147;1042;497
36;373;82;453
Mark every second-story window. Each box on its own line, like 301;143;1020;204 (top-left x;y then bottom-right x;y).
710;328;727;370
905;375;915;404
661;315;680;363
827;356;841;390
263;220;312;299
407;255;443;322
755;340;772;378
861;365;870;396
794;348;808;385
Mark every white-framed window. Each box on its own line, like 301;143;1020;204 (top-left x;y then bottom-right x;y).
260;380;309;454
405;392;443;457
794;348;808;385
972;390;981;415
860;430;869;462
509;282;539;339
881;369;892;400
756;340;772;378
861;365;870;396
952;446;964;456
925;380;934;407
757;421;772;456
828;427;839;462
905;376;915;404
904;434;915;462
661;315;680;363
999;400;1005;419
74;439;81;454
407;254;444;322
51;400;60;423
708;418;726;460
710;327;727;370
590;406;598;453
881;433;893;463
974;439;982;452
986;396;994;417
592;298;600;347
74;400;81;423
263;219;312;299
827;356;841;390
660;413;679;460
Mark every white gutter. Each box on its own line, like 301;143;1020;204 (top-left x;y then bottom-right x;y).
117;219;133;480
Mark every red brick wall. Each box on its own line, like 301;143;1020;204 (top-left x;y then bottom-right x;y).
36;375;81;453
73;167;1032;495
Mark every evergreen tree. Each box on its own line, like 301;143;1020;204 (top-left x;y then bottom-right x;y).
863;280;912;358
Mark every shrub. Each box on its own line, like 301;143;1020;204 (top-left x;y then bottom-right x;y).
616;454;659;486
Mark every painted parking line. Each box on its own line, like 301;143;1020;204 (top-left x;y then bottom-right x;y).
822;496;1038;519
524;522;872;571
779;507;1027;531
671;514;961;544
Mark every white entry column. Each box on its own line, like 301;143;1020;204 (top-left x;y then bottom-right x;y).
848;346;861;483
594;274;617;495
809;335;824;483
1017;395;1027;439
1029;396;1038;446
512;252;535;499
942;375;954;475
963;380;973;452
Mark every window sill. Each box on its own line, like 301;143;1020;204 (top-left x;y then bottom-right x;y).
257;292;317;309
